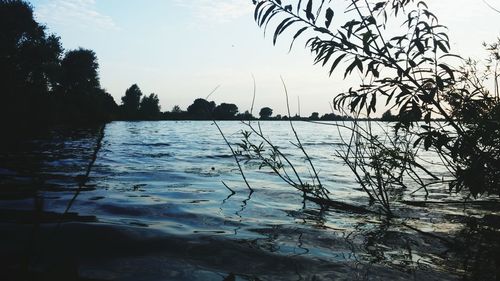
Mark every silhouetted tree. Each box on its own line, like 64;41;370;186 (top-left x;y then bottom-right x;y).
0;0;63;126
59;48;100;94
309;112;319;120
56;48;117;122
259;107;273;119
214;103;239;120
187;98;216;119
1;0;117;126
120;84;142;119
139;93;161;119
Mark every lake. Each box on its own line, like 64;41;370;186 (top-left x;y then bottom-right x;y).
0;121;498;281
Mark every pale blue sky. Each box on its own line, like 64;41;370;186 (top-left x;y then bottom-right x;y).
30;0;500;116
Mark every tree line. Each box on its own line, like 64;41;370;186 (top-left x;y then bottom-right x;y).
118;83;358;121
0;0;401;128
118;82;401;121
116;81;398;121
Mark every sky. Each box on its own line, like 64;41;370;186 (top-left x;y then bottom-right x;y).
30;0;500;116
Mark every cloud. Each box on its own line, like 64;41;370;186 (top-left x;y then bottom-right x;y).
35;0;118;31
174;0;253;24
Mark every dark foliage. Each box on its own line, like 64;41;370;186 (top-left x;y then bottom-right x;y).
236;110;255;120
187;98;216;119
0;0;117;128
252;0;500;199
59;48;100;94
119;84;143;119
309;112;319;120
259;107;273;119
56;49;117;123
162;105;188;120
139;93;161;120
214;103;239;120
1;0;61;126
319;113;348;121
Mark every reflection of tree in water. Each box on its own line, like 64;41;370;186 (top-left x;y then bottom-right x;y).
0;128;101;199
0;127;104;280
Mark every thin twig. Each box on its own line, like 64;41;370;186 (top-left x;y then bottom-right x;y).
214;120;254;194
62;124;106;216
280;76;328;199
222;181;236;196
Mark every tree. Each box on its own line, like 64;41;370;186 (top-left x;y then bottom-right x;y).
57;48;116;122
187;98;216;119
309;112;319;120
139;93;161;119
59;48;100;94
0;0;63;125
120;84;143;119
214;103;239;120
0;0;61;94
259;107;273;119
0;0;117;125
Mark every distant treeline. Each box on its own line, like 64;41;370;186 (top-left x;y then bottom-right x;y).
116;84;356;121
113;82;400;121
0;0;400;129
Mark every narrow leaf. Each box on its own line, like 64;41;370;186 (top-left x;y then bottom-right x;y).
289;26;309;52
325;8;334;28
329;54;346;76
438;63;455;80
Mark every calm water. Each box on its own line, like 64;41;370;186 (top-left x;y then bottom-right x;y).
0;121;498;281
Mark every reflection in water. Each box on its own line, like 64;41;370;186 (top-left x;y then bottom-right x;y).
1;126;104;281
0;121;499;280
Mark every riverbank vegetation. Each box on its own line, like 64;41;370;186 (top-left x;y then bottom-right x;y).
245;0;499;213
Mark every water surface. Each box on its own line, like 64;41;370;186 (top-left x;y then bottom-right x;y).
1;121;498;280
